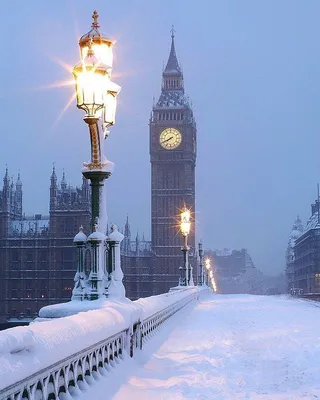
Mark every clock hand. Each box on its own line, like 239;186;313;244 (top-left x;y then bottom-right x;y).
162;136;174;144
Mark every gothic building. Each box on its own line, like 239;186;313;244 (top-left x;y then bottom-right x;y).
120;216;153;299
0;167;91;328
0;167;154;328
149;31;197;294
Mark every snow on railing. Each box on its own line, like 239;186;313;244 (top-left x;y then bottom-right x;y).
0;287;207;400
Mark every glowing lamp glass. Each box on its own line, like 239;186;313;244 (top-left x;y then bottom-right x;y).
73;52;108;117
103;82;121;126
180;209;191;237
81;42;113;68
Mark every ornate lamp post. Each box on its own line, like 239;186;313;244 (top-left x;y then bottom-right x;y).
73;45;120;230
198;241;203;286
72;11;121;300
205;258;211;286
180;207;191;286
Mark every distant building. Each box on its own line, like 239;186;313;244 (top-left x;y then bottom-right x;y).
120;216;153;299
210;248;251;278
206;248;259;293
285;216;303;292
289;200;320;294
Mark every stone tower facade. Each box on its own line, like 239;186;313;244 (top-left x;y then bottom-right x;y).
149;32;197;294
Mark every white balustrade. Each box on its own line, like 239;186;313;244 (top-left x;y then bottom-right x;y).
0;288;208;400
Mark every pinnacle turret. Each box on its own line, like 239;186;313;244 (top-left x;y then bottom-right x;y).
124;214;131;238
3;166;9;188
123;214;131;255
50;164;57;186
61;170;67;190
16;173;22;189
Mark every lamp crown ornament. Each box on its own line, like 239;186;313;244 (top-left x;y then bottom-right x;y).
79;10;115;68
92;10;100;28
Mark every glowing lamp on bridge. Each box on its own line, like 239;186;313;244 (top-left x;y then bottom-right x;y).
180;208;191;237
205;258;211;270
71;10;121;301
73;42;109;118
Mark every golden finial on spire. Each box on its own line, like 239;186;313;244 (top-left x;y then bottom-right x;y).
171;25;175;39
92;10;99;28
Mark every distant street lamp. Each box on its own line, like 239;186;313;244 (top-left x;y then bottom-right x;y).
205;258;211;286
198;241;203;286
72;11;121;300
180;207;191;286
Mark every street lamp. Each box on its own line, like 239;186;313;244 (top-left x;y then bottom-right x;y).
73;13;121;230
205;258;211;286
198;241;203;286
72;11;121;300
180;207;191;286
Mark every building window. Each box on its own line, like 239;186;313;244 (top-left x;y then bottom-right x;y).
315;274;320;287
40;251;47;262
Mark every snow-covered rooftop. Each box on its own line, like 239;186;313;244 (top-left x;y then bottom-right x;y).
9;216;49;237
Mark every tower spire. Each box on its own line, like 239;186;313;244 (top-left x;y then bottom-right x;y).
165;26;180;73
3;165;9;187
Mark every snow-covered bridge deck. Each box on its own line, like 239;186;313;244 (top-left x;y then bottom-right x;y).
80;295;320;399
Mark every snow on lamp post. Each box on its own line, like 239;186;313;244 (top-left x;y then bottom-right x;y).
72;11;121;301
107;224;126;299
180;207;191;286
72;226;87;300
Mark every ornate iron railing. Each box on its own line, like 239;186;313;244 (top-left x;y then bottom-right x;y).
0;288;203;400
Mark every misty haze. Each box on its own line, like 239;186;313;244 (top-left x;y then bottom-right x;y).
1;1;320;399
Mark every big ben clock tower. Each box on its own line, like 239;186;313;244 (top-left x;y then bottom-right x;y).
150;30;197;294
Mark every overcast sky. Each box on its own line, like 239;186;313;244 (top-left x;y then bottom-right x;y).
1;0;320;275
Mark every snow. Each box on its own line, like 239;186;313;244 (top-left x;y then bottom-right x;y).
10;217;49;236
108;224;124;242
74;226;87;243
77;294;320;399
0;287;196;391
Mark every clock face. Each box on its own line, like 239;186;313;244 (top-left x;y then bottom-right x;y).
159;128;182;149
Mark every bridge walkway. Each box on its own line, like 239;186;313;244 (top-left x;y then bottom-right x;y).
78;294;320;399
